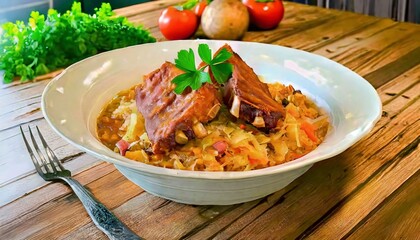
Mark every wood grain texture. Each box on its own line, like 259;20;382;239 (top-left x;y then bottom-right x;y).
304;136;420;239
347;170;420;240
114;0;181;17
0;0;419;239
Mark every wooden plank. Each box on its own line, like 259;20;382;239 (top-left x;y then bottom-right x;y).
0;80;46;108
0;81;47;131
114;0;182;17
347;171;420;240
379;81;420;118
183;199;262;240
303;138;420;239
378;65;420;105
65;190;268;240
61;193;173;239
320;23;420;78
125;9;165;41
259;17;419;88
0;120;80;182
0;162;114;225
186;188;296;240
270;10;380;50
309;21;420;88
0;153;98;207
312;18;397;55
364;46;420;88
0;119;91;206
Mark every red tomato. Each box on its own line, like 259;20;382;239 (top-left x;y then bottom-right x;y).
193;0;208;17
242;0;285;30
159;6;198;40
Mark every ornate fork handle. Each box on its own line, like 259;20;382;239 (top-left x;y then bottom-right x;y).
61;177;142;240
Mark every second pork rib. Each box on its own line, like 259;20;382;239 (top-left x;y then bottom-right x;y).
217;44;285;129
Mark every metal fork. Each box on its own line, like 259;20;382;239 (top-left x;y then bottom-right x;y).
20;125;142;240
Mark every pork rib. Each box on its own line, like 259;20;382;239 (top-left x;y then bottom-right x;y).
135;62;221;153
215;44;285;129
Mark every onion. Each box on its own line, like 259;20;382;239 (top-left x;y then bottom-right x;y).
175;130;188;144
193;122;208;138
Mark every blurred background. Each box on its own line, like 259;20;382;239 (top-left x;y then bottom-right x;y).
1;0;419;24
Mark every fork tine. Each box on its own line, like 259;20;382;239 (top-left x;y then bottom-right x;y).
35;126;65;171
28;126;58;174
20;126;44;174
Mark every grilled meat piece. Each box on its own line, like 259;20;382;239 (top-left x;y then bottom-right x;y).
135;62;221;153
215;44;285;129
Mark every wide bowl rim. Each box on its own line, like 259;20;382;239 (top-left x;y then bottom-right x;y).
41;39;382;180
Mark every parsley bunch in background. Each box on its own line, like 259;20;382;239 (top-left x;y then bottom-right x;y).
0;2;156;83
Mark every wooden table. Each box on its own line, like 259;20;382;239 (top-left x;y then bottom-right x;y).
1;1;419;239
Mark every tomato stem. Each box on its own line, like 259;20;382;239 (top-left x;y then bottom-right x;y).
181;0;199;10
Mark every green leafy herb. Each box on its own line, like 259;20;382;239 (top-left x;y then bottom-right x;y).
181;0;211;10
181;0;200;10
0;2;156;83
172;43;233;94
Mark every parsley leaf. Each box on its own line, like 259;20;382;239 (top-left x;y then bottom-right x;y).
172;43;233;94
175;49;196;72
172;72;195;94
211;48;232;64
211;63;233;84
198;44;212;64
196;70;212;85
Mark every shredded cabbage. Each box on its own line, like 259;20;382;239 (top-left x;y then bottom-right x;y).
97;83;329;171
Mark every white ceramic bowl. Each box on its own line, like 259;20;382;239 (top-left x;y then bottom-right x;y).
42;40;381;205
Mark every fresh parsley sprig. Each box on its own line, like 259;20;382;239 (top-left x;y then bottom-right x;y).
172;44;233;94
